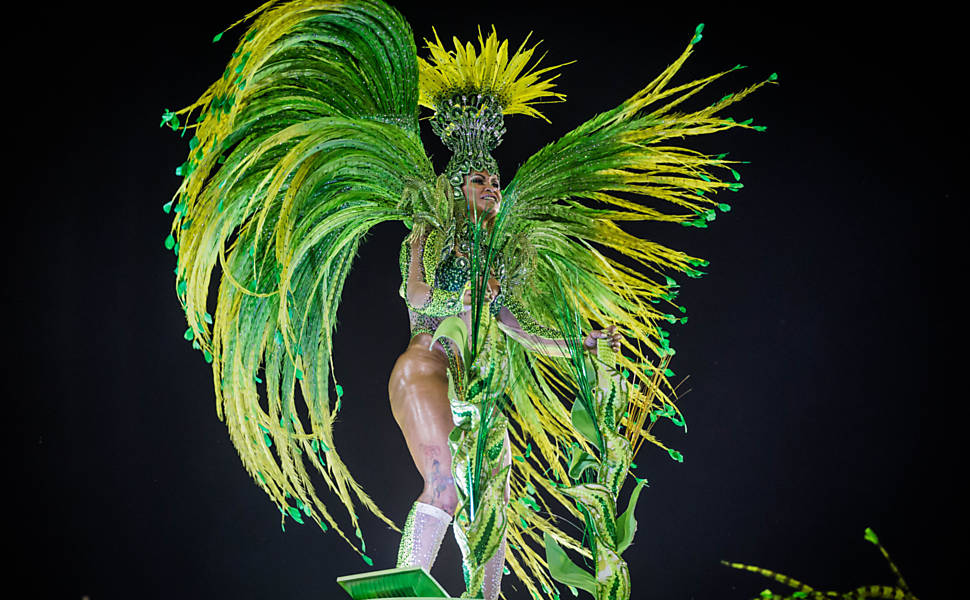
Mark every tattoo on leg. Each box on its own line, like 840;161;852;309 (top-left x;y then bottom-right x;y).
429;459;455;503
418;445;456;511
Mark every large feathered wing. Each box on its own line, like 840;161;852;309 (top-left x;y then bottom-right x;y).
161;0;439;560
495;30;777;597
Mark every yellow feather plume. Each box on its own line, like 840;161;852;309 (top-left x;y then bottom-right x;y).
418;26;572;121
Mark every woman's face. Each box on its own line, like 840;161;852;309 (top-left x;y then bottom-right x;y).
462;170;501;222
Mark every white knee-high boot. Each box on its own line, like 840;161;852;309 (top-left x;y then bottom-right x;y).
396;501;453;571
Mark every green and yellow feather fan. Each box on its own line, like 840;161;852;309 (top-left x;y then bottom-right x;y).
161;0;438;561
470;26;777;599
501;24;777;461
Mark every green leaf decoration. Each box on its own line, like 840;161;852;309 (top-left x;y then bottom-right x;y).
286;506;304;524
212;31;223;43
183;327;194;341
864;527;879;545
362;554;373;566
543;533;597;595
164;234;175;250
667;448;684;462
616;478;648;554
430;315;468;357
567;447;599;481
570;400;599;447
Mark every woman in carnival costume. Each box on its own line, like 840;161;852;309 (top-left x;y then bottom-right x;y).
160;1;774;598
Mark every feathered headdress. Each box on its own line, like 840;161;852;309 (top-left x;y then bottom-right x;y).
417;27;570;196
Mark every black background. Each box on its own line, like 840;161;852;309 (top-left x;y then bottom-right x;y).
10;2;955;599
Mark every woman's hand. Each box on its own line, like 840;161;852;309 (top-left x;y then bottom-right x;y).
583;325;623;354
462;278;501;307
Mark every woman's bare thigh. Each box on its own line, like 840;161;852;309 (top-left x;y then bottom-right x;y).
388;334;458;512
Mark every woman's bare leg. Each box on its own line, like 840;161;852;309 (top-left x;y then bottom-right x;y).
388;333;459;515
389;333;460;570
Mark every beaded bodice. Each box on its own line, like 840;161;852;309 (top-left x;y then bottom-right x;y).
433;247;471;293
399;221;560;362
399;223;504;339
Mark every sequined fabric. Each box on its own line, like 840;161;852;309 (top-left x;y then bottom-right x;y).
396;501;453;570
481;537;507;600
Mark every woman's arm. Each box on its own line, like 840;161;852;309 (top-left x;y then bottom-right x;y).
495;296;624;358
400;229;464;317
495;304;571;357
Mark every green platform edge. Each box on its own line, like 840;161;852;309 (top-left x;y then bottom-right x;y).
337;566;460;600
